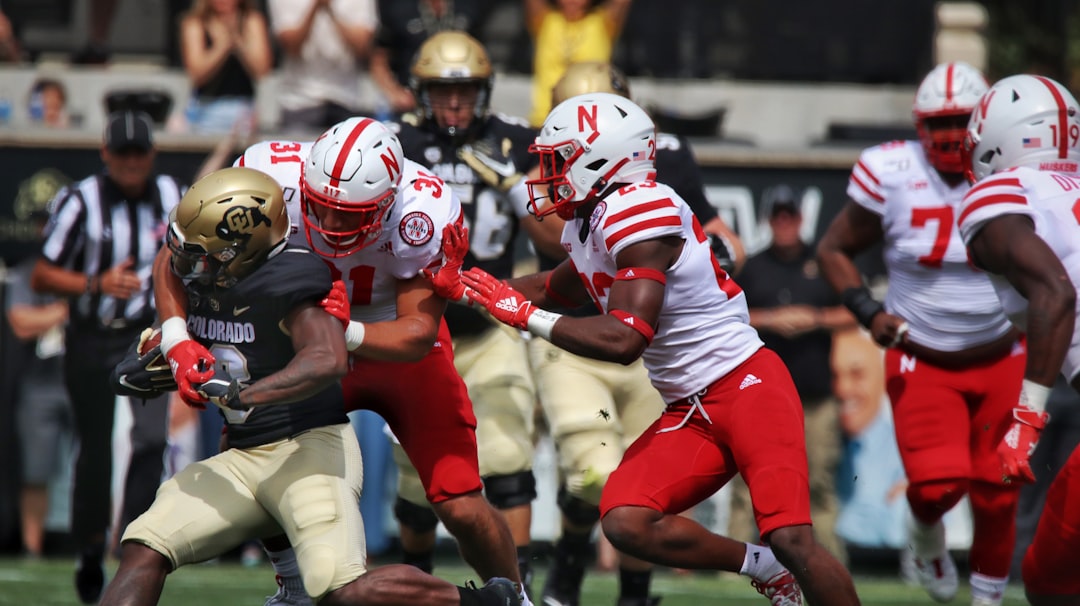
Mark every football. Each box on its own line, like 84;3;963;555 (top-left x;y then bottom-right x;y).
138;326;163;356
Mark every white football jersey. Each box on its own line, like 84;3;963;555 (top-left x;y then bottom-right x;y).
958;166;1080;379
848;140;1013;351
562;181;763;402
236;140;460;323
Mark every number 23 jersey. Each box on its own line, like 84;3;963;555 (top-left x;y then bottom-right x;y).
236;140;461;324
563;181;762;402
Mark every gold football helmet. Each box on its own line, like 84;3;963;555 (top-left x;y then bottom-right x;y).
168;166;290;287
410;31;493;138
552;61;631;106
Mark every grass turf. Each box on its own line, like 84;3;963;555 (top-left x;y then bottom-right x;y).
0;556;1031;605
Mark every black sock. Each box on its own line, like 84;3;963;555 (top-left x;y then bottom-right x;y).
402;548;434;574
517;545;533;594
618;568;652;601
545;530;591;598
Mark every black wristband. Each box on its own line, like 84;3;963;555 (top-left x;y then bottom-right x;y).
842;286;884;329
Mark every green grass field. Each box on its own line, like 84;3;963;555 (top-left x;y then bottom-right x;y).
0;556;1031;605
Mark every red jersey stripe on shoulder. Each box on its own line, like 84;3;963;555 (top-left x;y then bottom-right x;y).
604;216;682;251
958;192;1028;225
603;198;677;228
330;118;374;188
851;173;885;202
967;176;1023;198
856;160;881;186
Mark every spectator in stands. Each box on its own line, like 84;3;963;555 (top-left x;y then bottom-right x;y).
736;184;855;564
27;78;70;128
523;0;632;127
71;0;117;64
369;0;486;116
180;0;272;134
7;193;74;558
831;326;908;550
0;3;21;62
268;0;377;133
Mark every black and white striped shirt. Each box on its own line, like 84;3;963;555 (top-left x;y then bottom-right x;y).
40;172;184;329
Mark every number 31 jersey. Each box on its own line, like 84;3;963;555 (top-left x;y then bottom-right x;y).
236;140;461;324
958;166;1080;379
847;140;1012;351
563;181;762;402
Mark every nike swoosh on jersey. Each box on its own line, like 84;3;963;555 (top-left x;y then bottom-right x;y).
233;305;251;316
465;147;517;177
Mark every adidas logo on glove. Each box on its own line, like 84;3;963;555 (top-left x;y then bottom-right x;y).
495;296;522;313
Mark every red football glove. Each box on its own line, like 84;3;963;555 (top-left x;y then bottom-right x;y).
166;339;216;408
422;223;471;303
997;406;1049;483
461;267;535;330
320;279;350;330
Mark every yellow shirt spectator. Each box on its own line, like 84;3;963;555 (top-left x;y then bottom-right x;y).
525;0;631;127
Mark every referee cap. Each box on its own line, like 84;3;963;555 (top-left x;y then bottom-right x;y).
104;110;154;152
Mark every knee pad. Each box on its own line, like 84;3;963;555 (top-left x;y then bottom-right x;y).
907;478;969;524
393;496;439;534
558;487;601;527
483;471;537;509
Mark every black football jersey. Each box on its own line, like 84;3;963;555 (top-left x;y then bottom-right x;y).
395;115;539;335
184;245;346;448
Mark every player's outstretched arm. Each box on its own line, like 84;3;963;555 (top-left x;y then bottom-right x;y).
152;245;216;405
351;274;444;362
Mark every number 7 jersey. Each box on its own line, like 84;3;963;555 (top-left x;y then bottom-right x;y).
848;140;1013;351
236;139;461;323
562;180;762;402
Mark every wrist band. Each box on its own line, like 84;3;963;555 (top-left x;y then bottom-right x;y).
1020;379;1052;414
160;316;190;356
842;286;884;329
345;320;366;352
526;309;561;341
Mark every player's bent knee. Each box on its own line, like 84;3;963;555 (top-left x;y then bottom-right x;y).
600;506;656;553
394;496;439;533
299;545;338;600
558;488;601;527
907;478;969;523
483;471;537;509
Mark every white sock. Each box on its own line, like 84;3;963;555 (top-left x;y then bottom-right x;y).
739;543;783;581
908;517;945;561
266;546;300;578
970;573;1008;604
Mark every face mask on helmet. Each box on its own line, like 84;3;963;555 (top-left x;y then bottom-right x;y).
410;31;493;140
300;117;405;258
912;62;988;174
526;92;657;220
962;74;1080;183
168;166;291;288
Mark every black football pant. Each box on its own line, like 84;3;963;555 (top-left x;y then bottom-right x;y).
64;326;168;555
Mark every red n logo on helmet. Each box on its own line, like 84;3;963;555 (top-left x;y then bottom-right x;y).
381;146;400;182
578;104;600;144
978;89;996;120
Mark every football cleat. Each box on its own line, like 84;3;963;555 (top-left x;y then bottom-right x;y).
750;570;802;606
264;574;314;606
912;553;959;603
476;577;523;606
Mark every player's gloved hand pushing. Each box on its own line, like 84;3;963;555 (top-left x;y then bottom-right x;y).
461;267;536;330
320;279;350;329
423;223;472;304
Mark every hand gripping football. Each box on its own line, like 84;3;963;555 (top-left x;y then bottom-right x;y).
110;327;178;398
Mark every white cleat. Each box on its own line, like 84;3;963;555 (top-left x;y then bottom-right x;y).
264;574;314;606
912;553;959;603
751;569;803;606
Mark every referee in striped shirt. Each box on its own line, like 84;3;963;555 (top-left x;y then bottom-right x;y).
30;111;185;604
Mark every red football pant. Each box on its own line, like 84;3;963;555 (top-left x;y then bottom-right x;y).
601;348;811;539
342;320;482;503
